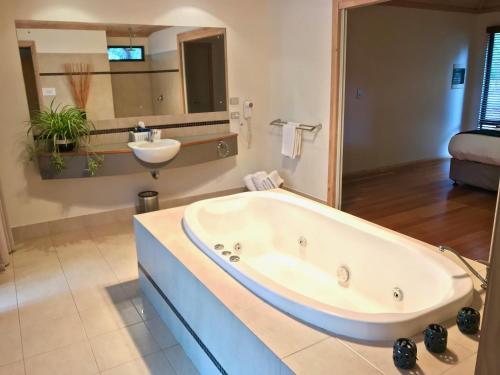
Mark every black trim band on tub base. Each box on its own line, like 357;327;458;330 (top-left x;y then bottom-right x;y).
138;262;228;375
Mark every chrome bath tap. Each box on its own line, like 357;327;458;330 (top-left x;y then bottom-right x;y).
438;245;489;289
146;129;154;142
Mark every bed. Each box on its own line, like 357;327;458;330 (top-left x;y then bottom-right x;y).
448;129;500;191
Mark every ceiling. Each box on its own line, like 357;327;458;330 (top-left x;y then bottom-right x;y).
388;0;500;13
15;21;170;37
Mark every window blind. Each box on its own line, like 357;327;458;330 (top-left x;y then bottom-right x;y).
479;28;500;130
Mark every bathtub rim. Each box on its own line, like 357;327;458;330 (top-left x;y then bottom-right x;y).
182;190;474;337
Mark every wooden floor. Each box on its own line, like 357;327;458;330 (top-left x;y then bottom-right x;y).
342;159;497;261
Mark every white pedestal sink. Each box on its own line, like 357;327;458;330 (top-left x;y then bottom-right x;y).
128;139;181;164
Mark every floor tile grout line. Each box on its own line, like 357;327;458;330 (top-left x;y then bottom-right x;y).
10;248;28;374
440;352;477;374
94;349;178;375
21;339;89;362
142;314;180;353
55;221;163;373
280;336;330;360
87;221;150;324
161;350;184;375
50;229;102;373
336;338;385;374
161;347;184;375
12;236;88;366
89;225;132;291
9;222;185;374
82;319;144;341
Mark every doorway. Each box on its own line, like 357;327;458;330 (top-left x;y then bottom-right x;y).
18;41;42;118
328;1;498;372
177;28;227;114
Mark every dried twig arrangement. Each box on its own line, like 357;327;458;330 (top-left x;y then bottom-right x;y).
64;63;92;110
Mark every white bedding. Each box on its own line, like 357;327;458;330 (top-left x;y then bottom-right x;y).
448;133;500;166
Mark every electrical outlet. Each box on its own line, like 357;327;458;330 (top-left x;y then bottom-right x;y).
230;112;240;120
42;87;56;96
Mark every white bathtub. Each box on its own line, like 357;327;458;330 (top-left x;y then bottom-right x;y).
182;190;473;341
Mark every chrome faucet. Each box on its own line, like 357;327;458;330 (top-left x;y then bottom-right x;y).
146;129;154;143
438;245;489;289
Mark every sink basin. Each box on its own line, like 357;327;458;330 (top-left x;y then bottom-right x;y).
128;139;181;164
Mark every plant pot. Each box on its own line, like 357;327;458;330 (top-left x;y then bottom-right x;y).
55;139;76;152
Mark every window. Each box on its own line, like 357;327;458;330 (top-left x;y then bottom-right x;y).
479;28;500;130
107;46;145;62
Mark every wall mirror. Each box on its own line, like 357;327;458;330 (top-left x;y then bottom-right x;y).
15;21;228;128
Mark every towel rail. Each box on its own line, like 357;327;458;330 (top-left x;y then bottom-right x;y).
269;119;322;132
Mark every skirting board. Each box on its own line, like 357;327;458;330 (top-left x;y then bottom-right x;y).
11;185;326;246
10;186;245;246
281;186;327;204
343;157;448;180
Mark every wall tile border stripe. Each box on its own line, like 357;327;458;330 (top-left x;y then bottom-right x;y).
90;119;229;135
40;69;179;76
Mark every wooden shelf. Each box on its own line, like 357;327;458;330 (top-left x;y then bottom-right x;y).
37;132;238;179
40;132;238;156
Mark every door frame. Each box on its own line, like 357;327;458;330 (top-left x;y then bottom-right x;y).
327;1;497;373
327;0;390;207
18;40;44;111
176;28;227;114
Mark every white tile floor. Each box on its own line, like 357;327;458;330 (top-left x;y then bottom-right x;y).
0;219;199;375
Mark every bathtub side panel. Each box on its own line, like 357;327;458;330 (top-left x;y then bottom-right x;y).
134;218;286;375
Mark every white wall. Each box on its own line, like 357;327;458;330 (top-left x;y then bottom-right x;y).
262;0;332;200
16;28;108;53
0;0;332;228
148;26;198;54
343;6;476;174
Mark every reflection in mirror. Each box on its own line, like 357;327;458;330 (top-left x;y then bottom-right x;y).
178;29;227;113
15;21;228;125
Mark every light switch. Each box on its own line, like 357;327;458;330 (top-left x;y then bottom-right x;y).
229;97;239;105
230;112;240;119
356;88;363;99
42;87;56;96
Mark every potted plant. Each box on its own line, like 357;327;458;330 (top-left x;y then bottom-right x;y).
27;100;103;176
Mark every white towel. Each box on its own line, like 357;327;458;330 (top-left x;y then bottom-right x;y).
244;170;284;191
243;174;257;191
281;122;298;158
263;177;274;190
268;170;284;188
251;171;268;191
281;122;302;159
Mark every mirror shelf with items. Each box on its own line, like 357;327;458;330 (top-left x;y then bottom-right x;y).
16;20;232;178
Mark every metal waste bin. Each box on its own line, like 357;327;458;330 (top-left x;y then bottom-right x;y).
137;191;159;213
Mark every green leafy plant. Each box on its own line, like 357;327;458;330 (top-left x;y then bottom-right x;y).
27;100;103;175
50;152;66;174
28;100;93;150
86;154;104;177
